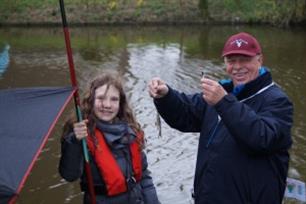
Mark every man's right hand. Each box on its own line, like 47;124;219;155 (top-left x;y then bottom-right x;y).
148;77;169;99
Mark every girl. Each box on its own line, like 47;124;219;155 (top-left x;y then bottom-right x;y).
59;73;160;204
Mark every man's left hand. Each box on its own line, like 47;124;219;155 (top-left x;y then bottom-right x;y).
201;77;227;105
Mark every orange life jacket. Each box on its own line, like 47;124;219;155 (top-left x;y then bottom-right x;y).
86;128;143;196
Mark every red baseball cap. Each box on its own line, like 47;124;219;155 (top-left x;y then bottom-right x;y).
222;32;262;57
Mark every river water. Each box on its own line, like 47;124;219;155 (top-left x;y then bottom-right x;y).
0;25;305;204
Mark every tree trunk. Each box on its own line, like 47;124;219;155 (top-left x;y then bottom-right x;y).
303;0;306;18
198;0;208;18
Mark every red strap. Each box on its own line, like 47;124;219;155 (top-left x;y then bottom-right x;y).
131;132;143;181
87;130;126;196
87;129;142;196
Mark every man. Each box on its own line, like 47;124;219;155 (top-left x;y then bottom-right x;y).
148;32;293;204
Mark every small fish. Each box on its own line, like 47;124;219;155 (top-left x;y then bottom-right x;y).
155;112;162;138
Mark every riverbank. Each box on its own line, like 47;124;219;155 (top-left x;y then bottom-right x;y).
0;0;306;27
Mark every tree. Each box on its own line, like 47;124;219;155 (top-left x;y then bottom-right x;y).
198;0;209;18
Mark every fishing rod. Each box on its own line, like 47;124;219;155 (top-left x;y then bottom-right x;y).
59;0;96;203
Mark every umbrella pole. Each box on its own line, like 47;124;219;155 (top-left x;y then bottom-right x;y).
59;1;96;203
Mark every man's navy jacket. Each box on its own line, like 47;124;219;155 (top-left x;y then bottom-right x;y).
154;70;293;204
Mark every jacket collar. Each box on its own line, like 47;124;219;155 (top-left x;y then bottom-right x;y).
96;120;136;148
220;67;273;101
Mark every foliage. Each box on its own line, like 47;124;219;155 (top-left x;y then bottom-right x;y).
0;0;305;26
198;0;208;18
208;0;306;26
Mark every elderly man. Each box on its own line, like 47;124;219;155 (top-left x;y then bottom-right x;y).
148;32;293;204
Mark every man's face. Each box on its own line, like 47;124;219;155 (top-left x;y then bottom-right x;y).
224;54;263;87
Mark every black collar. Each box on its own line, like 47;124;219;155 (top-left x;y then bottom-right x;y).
221;72;273;101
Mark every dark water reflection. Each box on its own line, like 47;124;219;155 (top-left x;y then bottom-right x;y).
0;25;305;204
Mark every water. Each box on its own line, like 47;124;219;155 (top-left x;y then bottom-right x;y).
0;25;305;204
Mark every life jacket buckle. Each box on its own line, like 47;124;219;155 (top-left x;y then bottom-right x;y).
127;176;136;183
126;176;137;190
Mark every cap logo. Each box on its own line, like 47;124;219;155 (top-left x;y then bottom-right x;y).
230;39;248;48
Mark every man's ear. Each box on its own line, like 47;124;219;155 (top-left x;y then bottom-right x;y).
257;54;263;63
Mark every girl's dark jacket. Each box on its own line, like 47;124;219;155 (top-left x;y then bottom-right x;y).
59;121;160;204
154;69;293;204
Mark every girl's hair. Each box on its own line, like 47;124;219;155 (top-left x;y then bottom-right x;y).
62;73;144;147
